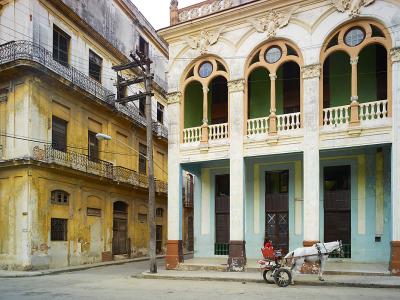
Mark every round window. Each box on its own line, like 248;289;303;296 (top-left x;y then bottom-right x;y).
199;61;213;78
344;27;365;47
265;47;282;64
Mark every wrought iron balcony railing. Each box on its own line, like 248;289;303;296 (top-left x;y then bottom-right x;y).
32;145;167;194
0;40;168;139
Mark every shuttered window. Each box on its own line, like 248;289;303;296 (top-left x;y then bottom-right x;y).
53;26;70;66
139;97;146;117
89;49;102;82
139;143;147;174
88;131;99;162
157;102;164;124
52;116;67;152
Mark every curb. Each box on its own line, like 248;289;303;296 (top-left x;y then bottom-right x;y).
177;265;389;276
137;273;400;289
0;256;165;279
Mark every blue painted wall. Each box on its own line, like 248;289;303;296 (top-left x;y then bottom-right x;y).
187;146;391;263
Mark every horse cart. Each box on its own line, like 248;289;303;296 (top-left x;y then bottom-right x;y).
258;241;343;288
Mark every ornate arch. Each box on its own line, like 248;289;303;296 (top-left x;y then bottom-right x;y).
319;18;392;124
245;39;304;134
180;56;230;143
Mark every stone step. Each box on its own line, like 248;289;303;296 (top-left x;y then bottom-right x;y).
113;254;129;261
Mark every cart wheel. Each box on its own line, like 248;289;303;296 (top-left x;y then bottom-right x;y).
262;269;275;284
274;268;292;287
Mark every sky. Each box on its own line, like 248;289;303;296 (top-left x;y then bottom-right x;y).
132;0;200;30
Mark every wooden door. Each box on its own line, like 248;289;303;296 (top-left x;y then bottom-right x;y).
324;165;351;256
265;171;289;254
215;175;230;253
188;216;194;252
156;225;163;254
112;202;128;255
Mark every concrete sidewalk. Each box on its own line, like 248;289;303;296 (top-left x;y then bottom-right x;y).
139;269;400;289
0;255;165;278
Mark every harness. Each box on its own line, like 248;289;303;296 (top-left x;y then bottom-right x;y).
315;243;329;263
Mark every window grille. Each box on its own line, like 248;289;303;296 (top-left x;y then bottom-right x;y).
51;190;69;205
52;116;68;152
156;208;164;217
51;218;68;241
53;25;70;66
89;49;102;82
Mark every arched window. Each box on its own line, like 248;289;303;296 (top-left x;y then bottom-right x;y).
51;190;69;205
182;57;229;143
321;20;391;126
246;40;303;135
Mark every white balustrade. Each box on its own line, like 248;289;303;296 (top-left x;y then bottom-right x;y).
359;100;388;121
322;105;350;126
208;123;229;141
247;117;269;136
276;112;301;132
183;126;202;143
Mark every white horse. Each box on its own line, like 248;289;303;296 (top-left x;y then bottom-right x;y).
284;241;343;281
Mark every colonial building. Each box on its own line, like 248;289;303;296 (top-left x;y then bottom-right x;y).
160;0;400;274
0;0;168;270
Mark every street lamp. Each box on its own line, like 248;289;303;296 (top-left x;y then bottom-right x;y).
96;133;112;141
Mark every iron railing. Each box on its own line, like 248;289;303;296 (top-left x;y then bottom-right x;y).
114;165;148;188
0;40;168;139
32;145;167;193
214;243;229;255
155;180;168;194
329;243;351;259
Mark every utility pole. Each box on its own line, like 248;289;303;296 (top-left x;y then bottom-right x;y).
112;50;157;273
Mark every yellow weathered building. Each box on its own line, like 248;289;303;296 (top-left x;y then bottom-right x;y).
0;0;168;270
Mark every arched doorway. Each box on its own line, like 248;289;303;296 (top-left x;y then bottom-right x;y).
112;201;128;255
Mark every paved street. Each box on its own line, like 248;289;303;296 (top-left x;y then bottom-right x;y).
0;261;399;300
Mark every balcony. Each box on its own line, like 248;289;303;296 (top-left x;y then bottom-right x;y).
247;112;302;139
32;145;167;194
322;100;389;129
182;123;229;144
0;40;168;139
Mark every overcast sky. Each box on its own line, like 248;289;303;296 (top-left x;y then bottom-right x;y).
132;0;200;29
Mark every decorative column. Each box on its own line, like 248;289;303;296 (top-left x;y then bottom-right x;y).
350;56;360;126
390;48;400;275
201;84;209;144
166;92;184;269
269;73;277;134
302;64;321;246
227;79;246;271
169;0;179;25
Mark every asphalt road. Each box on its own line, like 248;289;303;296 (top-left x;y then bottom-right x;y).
0;260;399;300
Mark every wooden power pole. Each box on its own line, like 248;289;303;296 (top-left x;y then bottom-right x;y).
112;50;157;273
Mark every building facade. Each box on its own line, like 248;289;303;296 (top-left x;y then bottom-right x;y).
0;0;169;270
160;0;400;274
